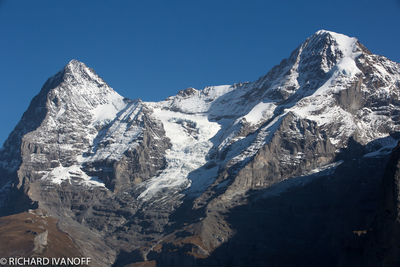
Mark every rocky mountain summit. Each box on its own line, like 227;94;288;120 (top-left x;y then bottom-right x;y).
1;30;400;266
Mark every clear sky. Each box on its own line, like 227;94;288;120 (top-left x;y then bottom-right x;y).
0;0;399;144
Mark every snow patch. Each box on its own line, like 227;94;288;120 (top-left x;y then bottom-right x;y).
91;94;126;124
41;165;105;187
241;102;276;125
84;101;144;163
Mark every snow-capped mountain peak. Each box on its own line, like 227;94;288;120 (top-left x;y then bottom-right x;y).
305;29;361;72
63;59;102;82
65;58;87;71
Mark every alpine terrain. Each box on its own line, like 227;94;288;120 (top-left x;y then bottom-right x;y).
1;30;400;266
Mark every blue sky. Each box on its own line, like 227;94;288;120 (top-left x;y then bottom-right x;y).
0;0;399;144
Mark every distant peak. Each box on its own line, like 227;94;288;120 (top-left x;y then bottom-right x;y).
314;29;336;35
60;59;104;85
64;59;88;73
299;30;360;60
310;30;358;45
38;59;110;95
67;59;83;65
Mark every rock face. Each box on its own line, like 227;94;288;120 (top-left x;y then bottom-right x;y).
0;30;400;266
361;142;400;267
379;142;400;266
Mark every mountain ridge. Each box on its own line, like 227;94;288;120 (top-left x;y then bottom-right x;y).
1;30;400;266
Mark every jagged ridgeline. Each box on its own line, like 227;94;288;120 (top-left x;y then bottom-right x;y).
0;30;400;267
